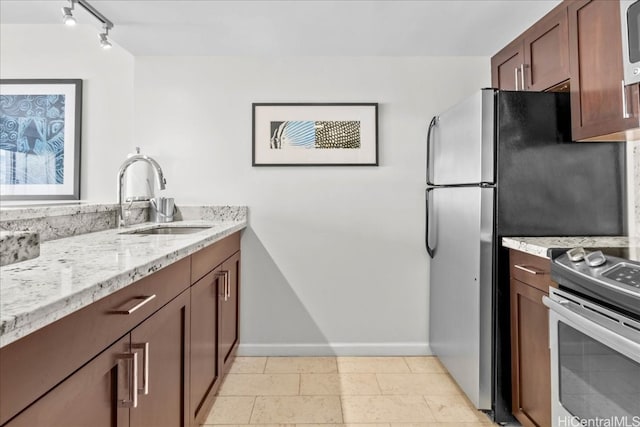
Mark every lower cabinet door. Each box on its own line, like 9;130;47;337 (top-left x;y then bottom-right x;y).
220;251;240;373
510;278;551;427
5;335;131;427
189;268;222;424
130;289;190;427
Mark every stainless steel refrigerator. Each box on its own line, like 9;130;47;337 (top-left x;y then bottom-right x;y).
425;89;626;422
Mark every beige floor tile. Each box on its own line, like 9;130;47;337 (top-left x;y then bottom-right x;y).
298;424;391;427
250;396;343;424
206;425;293;427
201;396;255;425
424;395;488;423
265;357;338;373
376;374;461;395
228;357;267;374
391;423;492;427
337;357;410;373
218;373;299;396
403;357;446;374
341;396;435;423
300;374;381;395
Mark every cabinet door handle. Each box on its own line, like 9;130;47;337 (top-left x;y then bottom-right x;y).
132;342;149;395
225;271;230;300
117;352;138;408
514;67;519;91
520;64;526;90
514;264;546;275
215;271;226;300
110;295;156;315
622;80;631;119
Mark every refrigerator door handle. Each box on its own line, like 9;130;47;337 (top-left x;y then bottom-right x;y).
426;116;438;186
425;187;435;258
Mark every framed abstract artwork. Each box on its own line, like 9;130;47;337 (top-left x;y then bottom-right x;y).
0;79;82;200
252;103;378;166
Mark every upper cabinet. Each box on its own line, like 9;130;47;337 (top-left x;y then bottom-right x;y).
568;0;640;141
524;6;569;91
491;39;524;91
491;0;640;142
492;4;569;92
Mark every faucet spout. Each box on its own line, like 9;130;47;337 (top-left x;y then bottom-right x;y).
117;154;166;227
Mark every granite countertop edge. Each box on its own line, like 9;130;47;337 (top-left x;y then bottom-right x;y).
502;236;634;259
0;219;246;348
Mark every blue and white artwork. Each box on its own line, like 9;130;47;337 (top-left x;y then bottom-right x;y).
0;94;66;185
270;120;361;150
253;103;377;166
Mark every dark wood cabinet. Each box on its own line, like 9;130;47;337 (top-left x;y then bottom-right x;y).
0;258;190;426
1;232;242;427
130;289;190;427
491;3;568;92
523;6;569;92
492;0;640;141
219;251;240;375
491;39;524;91
190;268;223;422
188;232;241;426
6;291;191;427
568;0;640;141
509;249;554;427
5;335;131;427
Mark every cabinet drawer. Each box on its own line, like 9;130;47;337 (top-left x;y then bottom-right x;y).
509;249;554;293
191;232;240;284
0;257;190;426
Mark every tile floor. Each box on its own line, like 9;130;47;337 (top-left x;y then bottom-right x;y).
201;356;496;426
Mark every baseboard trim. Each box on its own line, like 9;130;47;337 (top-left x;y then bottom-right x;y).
237;342;432;356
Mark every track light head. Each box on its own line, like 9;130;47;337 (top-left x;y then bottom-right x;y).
99;31;112;49
61;6;76;26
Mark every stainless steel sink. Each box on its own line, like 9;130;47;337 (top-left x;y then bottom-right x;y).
122;226;212;235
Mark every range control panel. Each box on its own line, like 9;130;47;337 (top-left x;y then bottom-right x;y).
602;263;640;289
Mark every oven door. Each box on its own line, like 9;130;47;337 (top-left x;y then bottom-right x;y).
544;290;640;426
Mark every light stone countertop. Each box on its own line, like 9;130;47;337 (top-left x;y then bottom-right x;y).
0;231;39;266
0;201;135;221
0;219;247;347
502;236;634;258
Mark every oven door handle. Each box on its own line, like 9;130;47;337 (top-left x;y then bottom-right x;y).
543;296;640;361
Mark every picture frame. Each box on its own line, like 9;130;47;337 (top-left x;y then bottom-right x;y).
0;79;82;200
252;103;378;166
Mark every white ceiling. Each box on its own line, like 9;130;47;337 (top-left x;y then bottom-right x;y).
0;0;562;56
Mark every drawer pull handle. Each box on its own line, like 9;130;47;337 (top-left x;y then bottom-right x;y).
117;352;138;408
132;342;150;395
111;295;156;315
514;264;545;275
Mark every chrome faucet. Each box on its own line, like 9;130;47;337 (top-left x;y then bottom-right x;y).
117;154;166;227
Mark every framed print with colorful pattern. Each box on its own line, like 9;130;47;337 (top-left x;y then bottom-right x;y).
252;103;378;166
0;79;82;200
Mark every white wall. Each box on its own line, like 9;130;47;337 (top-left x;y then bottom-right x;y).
135;56;490;354
0;24;135;201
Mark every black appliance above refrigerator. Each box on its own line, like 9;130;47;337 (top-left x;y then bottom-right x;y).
425;89;626;423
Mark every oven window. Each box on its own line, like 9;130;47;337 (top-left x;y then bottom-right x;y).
558;322;640;419
628;1;640;63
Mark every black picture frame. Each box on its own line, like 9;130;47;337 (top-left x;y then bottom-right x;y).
0;79;82;200
252;103;378;166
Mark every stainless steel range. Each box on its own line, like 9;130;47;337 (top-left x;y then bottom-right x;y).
545;248;640;426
